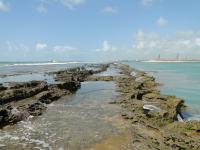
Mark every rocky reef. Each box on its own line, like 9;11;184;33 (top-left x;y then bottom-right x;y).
90;63;200;150
0;62;199;149
0;64;109;128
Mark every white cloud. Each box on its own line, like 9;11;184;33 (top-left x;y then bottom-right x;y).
35;0;87;13
36;43;48;50
55;0;87;9
132;30;200;59
141;0;154;6
36;3;47;14
53;45;77;52
0;0;9;12
157;17;168;27
2;30;200;61
102;6;118;14
1;41;82;61
96;41;117;52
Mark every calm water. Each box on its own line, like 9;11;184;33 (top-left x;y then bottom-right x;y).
0;81;132;149
0;62;90;84
0;62;86;75
124;61;200;120
0;62;133;149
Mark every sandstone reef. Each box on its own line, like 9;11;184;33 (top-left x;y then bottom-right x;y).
91;63;200;150
0;64;109;128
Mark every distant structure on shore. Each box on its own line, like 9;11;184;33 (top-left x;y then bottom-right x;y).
144;54;200;62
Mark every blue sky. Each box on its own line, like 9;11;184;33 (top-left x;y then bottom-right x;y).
1;0;200;61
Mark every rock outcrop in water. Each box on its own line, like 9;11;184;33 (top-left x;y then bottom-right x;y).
0;64;110;128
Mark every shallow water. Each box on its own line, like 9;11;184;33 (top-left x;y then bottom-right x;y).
0;62;89;84
96;64;122;77
0;63;85;75
0;81;131;150
0;73;56;85
124;61;200;120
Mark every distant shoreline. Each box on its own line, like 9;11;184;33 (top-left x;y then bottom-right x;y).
141;60;200;63
0;61;99;67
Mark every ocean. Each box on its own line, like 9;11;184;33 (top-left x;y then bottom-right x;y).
0;61;89;84
124;61;200;120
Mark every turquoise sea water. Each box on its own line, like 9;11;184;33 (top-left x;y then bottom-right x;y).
124;61;200;120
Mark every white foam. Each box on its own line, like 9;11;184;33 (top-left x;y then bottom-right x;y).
20;121;36;132
30;139;53;150
5;62;77;67
2;61;99;67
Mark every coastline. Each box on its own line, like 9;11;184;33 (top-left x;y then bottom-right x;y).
0;63;199;149
141;60;200;63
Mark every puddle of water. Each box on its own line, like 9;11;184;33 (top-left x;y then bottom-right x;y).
0;81;131;150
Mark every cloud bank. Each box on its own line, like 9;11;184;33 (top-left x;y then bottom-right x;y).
2;30;200;61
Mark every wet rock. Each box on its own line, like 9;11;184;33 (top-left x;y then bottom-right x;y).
36;86;66;104
93;64;110;74
108;101;117;104
54;67;94;82
142;92;165;101
56;81;81;92
0;84;7;91
54;64;110;83
27;102;46;116
111;63;200;150
0;65;110;128
9;80;47;89
163;121;200;150
0;81;48;105
0;106;26;128
87;76;114;81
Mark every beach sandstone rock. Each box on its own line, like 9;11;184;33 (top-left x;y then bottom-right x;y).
0;84;7;91
109;63;199;150
0;81;48;105
0;64;110;128
163;121;200;150
0;106;27;127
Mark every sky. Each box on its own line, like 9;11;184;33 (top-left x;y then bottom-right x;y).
0;0;200;61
